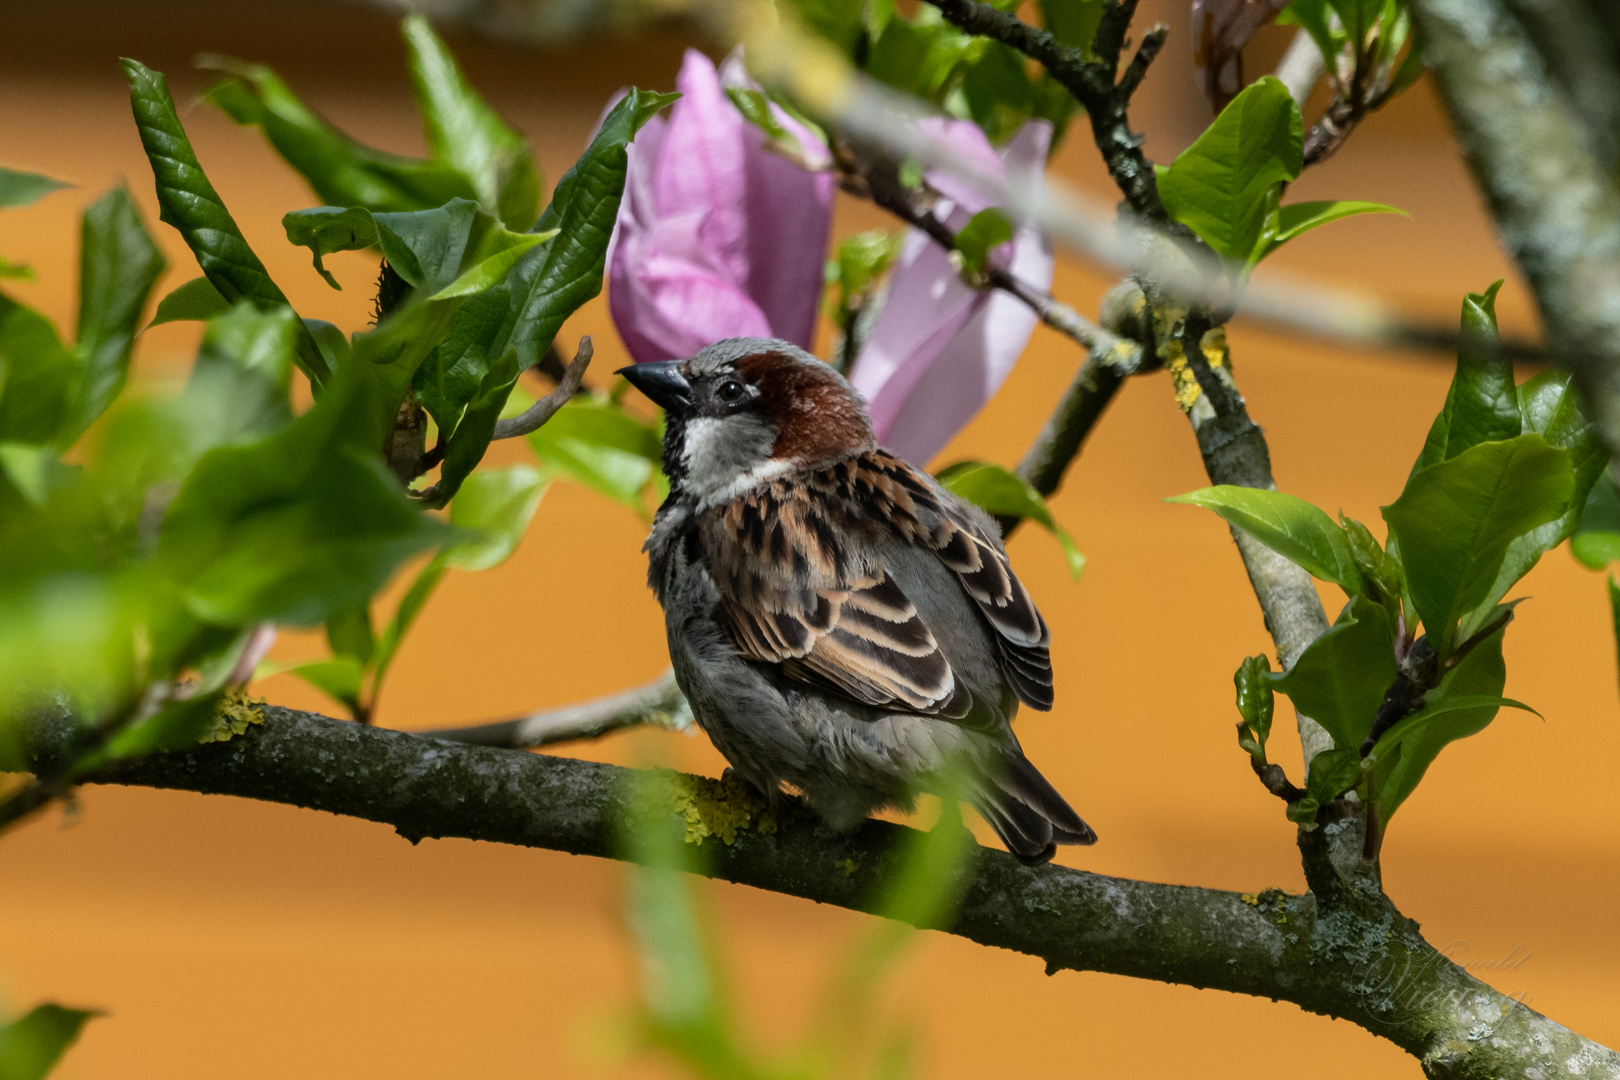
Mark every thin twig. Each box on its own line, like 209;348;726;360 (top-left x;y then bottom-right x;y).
1275;27;1326;109
492;337;594;440
414;669;686;749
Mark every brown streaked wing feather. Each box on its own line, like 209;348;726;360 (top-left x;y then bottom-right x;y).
705;481;966;717
853;452;1055;710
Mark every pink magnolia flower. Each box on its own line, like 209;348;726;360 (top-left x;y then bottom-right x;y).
608;50;835;364
850;119;1055;466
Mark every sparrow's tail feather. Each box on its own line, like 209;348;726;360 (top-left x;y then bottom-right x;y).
972;751;1096;866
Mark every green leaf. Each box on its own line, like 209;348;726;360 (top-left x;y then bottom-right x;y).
0;168;71;209
280;206;378;289
0;1004;98;1080
1269;596;1396;753
1368;623;1517;822
1573;471;1620;569
961;41;1034;145
68;185;165;441
1305;746;1360;803
1610;576;1620;700
505;87;677;371
1168;485;1363;593
953;208;1014;279
326;605;375;665
148;276;231;327
527;395;661;515
157;358;452;626
1517;367;1608;542
1279;0;1349;65
93;690;227;765
725;87;790;142
0;296;83;446
1040;0;1103;54
1234;653;1275;765
200;58;477;214
1257;199;1405;260
371;561;447;698
1383;434;1572;656
1339;514;1403;606
182;304;299;444
403;14;542;230
1415;281;1519;472
282;656;366;713
430;347;521;505
121;59;329;386
411;286;511;435
443;464;547;571
934;461;1086;579
1158;76;1302;262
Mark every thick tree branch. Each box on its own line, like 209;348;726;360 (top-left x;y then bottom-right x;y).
417;669;686;749
20;705;1616;1079
1412;0;1620;467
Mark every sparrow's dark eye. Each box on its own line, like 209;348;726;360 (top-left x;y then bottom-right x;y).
717;379;745;403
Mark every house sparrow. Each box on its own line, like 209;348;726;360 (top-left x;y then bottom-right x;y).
620;338;1095;864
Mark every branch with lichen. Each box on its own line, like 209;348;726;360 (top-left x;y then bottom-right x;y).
16;702;1615;1080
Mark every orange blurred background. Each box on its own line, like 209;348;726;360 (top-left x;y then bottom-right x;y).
2;2;1617;1076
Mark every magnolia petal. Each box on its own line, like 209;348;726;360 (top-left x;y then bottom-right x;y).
852;120;1054;467
608;49;832;364
719;49;834;352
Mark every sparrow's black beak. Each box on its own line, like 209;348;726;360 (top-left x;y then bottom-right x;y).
617;361;693;416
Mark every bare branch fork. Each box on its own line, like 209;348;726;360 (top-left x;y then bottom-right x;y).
20;704;1614;1080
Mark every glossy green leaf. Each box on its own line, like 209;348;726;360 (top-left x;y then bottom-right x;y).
157;359;452;626
411;287;510;436
1383;434;1572;656
122;59;328;385
1370;624;1514;822
1169;485;1362;593
403;14;541;230
0;296;82;446
1279;0;1349;66
953;208;1014;278
1269;596;1396;753
69;185;164;440
281;206;378;289
1234;653;1274;765
1257;199;1405;259
1304;747;1360;803
1414;281;1519;472
148;276;231;327
528;395;661;514
1339;514;1403;606
200;58;476;213
443;464;547;572
505;88;677;371
935;461;1086;579
1158;77;1301;261
0;1004;97;1080
181;304;299;446
0;168;71;209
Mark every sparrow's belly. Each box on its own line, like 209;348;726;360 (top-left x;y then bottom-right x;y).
663;570;1002;829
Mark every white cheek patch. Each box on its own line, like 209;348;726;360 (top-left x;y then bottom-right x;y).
683;415;786;506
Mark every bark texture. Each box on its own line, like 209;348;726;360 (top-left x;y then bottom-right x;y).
19;705;1615;1079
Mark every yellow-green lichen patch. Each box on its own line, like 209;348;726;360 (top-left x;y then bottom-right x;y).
203;689;265;743
669;773;776;846
836;857;859;877
1240;893;1260;906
